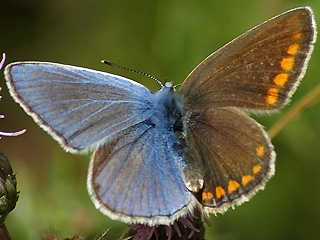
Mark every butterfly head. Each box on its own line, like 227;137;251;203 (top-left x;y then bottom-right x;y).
165;81;173;88
155;82;175;106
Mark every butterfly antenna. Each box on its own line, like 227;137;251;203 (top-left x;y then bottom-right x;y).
101;60;164;87
173;83;182;90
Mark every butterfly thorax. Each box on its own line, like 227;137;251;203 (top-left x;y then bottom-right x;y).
154;85;174;108
154;86;184;133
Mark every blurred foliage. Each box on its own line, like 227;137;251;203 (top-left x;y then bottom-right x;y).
1;0;320;239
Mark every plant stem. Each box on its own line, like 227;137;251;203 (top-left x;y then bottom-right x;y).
268;83;320;139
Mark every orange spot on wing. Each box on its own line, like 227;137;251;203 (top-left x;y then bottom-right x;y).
256;145;265;157
293;33;302;39
202;192;208;200
242;175;252;186
228;180;240;194
253;164;262;175
202;192;213;201
215;186;226;199
281;57;294;71
287;44;299;55
266;88;279;105
273;73;289;87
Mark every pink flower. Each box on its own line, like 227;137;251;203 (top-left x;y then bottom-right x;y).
0;53;26;139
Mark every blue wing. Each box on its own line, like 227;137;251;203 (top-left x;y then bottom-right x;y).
88;119;196;225
5;62;196;224
5;62;154;152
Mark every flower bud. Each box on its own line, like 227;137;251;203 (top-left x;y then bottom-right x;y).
0;152;19;225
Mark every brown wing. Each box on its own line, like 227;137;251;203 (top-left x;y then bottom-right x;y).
180;7;316;111
183;107;274;213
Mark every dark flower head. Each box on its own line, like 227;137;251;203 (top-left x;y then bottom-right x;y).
0;53;26;139
126;211;205;240
0;152;19;225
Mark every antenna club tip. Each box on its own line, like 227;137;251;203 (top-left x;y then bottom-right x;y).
101;60;115;67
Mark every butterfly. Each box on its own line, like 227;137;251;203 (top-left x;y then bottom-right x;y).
4;7;316;226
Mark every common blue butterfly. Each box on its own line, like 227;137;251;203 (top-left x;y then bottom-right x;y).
4;7;316;226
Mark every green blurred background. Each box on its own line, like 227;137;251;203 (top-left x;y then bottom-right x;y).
1;0;320;239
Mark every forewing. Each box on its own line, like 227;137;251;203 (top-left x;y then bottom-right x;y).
184;107;274;213
4;62;154;152
180;7;316;111
88;121;196;225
